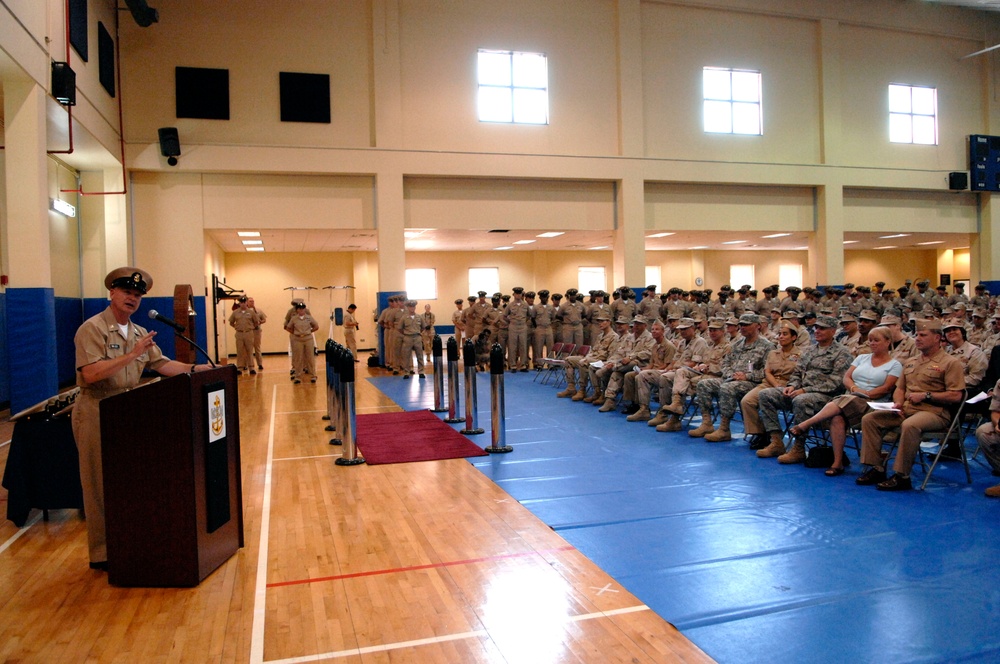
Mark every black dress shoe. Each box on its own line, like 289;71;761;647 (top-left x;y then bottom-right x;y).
621;403;641;415
89;561;108;571
747;434;768;450
877;474;912;492
856;467;887;486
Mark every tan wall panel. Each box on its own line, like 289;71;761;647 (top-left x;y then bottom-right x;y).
845;249;938;287
645;183;815;232
398;0;619;155
843;188;977;234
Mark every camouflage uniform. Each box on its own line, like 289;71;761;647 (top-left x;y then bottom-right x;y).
757;341;853;433
625;336;676;404
565;328;618;391
648;334;709;404
696;334;775;420
603;327;656;400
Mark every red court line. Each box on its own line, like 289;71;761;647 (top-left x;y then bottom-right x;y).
267;545;576;588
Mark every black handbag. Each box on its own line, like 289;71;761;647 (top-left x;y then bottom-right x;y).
804;445;834;468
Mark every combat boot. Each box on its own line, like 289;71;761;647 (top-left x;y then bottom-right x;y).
571;389;587;401
756;433;786;458
687;411;715;437
598;398;617;412
656;414;683;432
556;382;576;398
627;405;651;422
665;393;687;415
647;408;670;427
704;416;732;442
778;439;807;464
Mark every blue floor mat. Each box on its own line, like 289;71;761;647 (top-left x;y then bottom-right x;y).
368;372;1000;663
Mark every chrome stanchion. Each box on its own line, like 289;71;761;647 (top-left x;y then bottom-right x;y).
328;343;343;445
485;343;512;453
431;335;447;413
460;339;484;435
444;337;463;423
322;337;333;423
335;347;364;466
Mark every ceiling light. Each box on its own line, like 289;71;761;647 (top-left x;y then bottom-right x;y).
915;241;944;245
242;240;263;245
50;198;76;217
878;234;910;239
843;240;859;244
761;233;791;238
721;240;747;245
689;246;708;250
647;232;675;238
875;245;897;250
589;246;610;250
513;240;536;245
793;246;808;250
406;240;434;249
537;232;564;238
237;231;260;237
494;246;513;250
246;247;265;252
404;230;425;239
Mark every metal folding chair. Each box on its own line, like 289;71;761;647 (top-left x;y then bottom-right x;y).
533;342;564;383
882;399;971;490
540;344;576;385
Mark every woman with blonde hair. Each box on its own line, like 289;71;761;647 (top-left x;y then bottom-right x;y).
789;326;902;475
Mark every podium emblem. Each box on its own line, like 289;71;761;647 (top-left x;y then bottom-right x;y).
208;390;226;442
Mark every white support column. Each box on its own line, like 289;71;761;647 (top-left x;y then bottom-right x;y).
613;175;645;288
615;0;643;158
4;79;50;288
813;184;844;286
376;171;406;292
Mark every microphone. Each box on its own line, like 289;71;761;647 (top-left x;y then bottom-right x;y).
148;309;186;333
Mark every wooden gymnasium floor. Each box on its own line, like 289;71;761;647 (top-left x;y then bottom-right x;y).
0;360;712;663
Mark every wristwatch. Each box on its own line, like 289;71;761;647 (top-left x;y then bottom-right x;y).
925;391;932;402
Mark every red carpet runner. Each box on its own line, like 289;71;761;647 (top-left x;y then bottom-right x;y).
355;410;489;465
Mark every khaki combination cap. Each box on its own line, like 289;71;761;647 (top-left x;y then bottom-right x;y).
105;267;152;294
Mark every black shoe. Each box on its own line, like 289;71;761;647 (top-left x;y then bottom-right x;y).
89;561;108;571
403;374;411;380
621;403;641;415
520;368;529;372
856;467;887;486
747;434;769;450
393;370;399;375
877;474;912;492
418;374;426;379
249;370;256;375
293;379;301;384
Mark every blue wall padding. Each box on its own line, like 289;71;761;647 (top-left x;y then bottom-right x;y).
54;297;84;386
7;288;58;414
334;307;344;326
0;293;8;407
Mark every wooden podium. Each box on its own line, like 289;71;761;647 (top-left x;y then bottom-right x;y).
100;366;244;587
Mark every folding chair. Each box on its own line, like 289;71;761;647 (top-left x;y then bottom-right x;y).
551;345;590;390
540;344;575;385
533;342;563;383
882;400;971;490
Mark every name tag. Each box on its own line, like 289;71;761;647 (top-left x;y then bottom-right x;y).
110;344;120;349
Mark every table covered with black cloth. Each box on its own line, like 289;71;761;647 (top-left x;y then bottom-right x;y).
2;416;84;527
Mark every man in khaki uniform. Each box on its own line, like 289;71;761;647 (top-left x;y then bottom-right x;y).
624;320;677;421
247;296;266;371
344;304;359;359
72;267;213;570
857;319;965;491
451;299;466;347
286;302;320;382
397;300;427;378
229;296;260;374
647;317;709;431
558;314;617;399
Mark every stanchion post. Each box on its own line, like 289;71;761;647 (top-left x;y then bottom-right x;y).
328;343;344;445
335;345;364;466
431;335;447;412
322;338;333;422
460;339;484;435
485;343;512;453
444;336;463;423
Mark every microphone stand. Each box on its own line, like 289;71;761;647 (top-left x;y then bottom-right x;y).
174;329;217;368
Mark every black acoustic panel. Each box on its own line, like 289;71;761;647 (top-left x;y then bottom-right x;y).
69;0;88;62
279;72;331;123
176;66;230;120
98;22;115;98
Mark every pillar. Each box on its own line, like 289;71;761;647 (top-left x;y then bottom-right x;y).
812;183;844;287
613;174;645;288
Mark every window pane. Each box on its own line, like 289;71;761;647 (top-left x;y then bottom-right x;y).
405;268;437;301
645;266;662;293
512;88;548;124
911;87;935;115
889;113;912;143
469;268;500;296
578;267;606;294
912;115;937;144
731;72;760;102
779;264;803;291
478;51;511;86
730;265;755;290
732;102;761;134
513;52;547;88
478;86;512;122
704;100;733;133
703;68;731;100
888;85;911;113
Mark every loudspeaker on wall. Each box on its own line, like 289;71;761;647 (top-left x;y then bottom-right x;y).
948;172;968;191
158;127;181;166
52;62;76;106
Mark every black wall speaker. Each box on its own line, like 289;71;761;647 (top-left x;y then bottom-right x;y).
158;127;181;166
948;172;968;191
51;62;77;106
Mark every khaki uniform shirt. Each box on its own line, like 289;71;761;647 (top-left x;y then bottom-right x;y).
947;341;988;387
229;308;260;333
74;308;169;399
898;348;965;419
763;347;801;387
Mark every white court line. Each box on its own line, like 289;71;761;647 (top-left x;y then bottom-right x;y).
249;386;279;664
263;605;651;663
0;513;43;555
273;453;342;462
273;409;326;415
0;438;10;448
